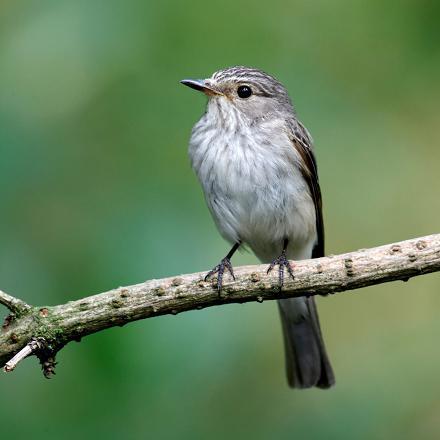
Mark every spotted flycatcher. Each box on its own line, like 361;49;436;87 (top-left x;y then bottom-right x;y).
181;66;334;389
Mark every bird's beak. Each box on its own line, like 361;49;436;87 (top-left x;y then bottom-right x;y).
180;79;223;96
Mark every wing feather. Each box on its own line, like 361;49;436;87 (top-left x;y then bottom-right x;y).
289;120;324;258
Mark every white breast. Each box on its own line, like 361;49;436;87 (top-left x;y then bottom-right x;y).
189;99;317;262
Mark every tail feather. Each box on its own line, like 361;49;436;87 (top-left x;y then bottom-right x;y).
278;296;335;389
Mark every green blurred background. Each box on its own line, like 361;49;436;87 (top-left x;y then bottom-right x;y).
1;0;439;438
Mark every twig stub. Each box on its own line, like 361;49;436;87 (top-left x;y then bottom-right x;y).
3;337;47;373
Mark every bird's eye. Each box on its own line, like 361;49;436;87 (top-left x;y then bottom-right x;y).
237;85;252;98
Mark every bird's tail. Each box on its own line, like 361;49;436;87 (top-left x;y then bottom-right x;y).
277;296;335;389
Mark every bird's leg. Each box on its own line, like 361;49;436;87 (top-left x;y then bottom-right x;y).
267;238;294;290
205;242;241;294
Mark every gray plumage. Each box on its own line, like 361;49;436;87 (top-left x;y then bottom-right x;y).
183;66;335;389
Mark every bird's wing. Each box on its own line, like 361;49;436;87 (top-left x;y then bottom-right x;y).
280;121;333;389
289;120;324;258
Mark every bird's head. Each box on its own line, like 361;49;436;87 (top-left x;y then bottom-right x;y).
181;66;294;121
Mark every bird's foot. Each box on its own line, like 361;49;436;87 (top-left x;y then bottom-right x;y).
267;251;294;290
205;257;235;294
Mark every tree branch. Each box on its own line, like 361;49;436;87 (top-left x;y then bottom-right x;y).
1;233;440;374
0;290;31;315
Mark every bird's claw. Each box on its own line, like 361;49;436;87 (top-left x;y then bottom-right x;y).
267;251;294;290
205;257;235;294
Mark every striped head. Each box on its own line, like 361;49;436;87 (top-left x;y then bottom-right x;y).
181;66;295;123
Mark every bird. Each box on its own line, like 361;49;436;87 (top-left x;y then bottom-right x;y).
181;66;334;389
